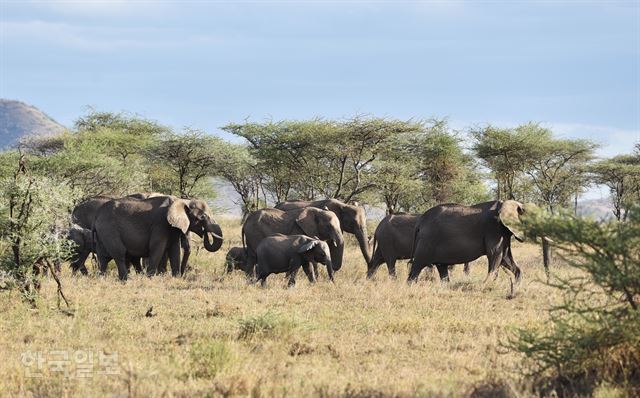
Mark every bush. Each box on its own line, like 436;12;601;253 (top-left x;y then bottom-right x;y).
0;152;77;303
507;207;640;396
189;341;232;378
237;311;295;341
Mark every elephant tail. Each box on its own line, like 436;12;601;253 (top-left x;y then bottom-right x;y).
408;224;420;266
90;223;98;267
369;234;378;267
241;225;247;254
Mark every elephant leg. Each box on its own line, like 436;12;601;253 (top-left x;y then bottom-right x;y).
500;246;521;283
484;237;505;283
463;262;470;275
125;256;142;274
287;267;300;288
245;252;257;280
168;239;181;277
132;257;143;274
326;261;335;283
366;247;385;279
114;256;129;281
258;274;268;288
387;258;397;279
179;234;191;276
435;264;450;282
71;250;90;275
146;238;168;277
408;246;432;283
302;262;316;283
157;252;169;274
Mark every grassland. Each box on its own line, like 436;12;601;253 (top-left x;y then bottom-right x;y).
0;217;581;397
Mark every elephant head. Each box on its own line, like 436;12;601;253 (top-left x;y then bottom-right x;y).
297;239;333;270
326;200;371;265
167;198;223;252
498;200;525;242
295;208;344;270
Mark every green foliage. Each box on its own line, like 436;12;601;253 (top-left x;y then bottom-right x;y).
237;311;296;340
472;123;597;212
189;340;232;378
374;119;488;213
223;116;422;205
590;154;640;221
0;153;78;302
146;128;225;199
508;208;640;395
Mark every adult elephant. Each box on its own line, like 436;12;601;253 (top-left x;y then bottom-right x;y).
71;195;115;230
70;193;190;274
93;196;223;280
275;199;371;265
408;200;523;284
368;213;471;279
242;207;344;278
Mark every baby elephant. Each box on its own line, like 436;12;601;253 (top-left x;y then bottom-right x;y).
256;234;333;287
66;224;93;275
225;246;248;273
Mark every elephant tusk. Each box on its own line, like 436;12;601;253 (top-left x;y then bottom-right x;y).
332;240;338;248
210;232;223;240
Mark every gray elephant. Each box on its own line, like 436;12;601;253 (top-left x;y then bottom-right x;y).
242;207;344;277
368;213;419;278
368;213;477;279
408;200;523;284
275;199;371;265
225;246;248;273
256;234;333;287
71;193;190;274
71;195;115;230
93;196;223;280
65;225;93;275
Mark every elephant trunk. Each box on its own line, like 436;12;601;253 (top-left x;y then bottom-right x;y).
203;222;223;252
355;228;372;265
329;239;344;271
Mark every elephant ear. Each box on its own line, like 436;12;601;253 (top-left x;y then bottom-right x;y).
499;200;525;242
295;208;320;238
298;239;319;253
167;199;190;234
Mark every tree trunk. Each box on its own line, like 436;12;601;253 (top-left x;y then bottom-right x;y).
542;238;552;279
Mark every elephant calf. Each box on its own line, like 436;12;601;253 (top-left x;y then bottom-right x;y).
65;224;93;275
256;234;333;287
225;246;248;273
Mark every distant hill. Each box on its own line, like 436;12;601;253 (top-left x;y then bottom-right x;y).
0;99;66;148
576;198;614;220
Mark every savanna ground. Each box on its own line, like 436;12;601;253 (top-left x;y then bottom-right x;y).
1;218;576;397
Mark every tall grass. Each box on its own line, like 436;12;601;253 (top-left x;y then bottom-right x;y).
0;217;606;397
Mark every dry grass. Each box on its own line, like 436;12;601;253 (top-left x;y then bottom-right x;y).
0;217;596;397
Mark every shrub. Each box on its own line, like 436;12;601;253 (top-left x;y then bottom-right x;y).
507;207;640;396
189;341;231;378
237;311;295;341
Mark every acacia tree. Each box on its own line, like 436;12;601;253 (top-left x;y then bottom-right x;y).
213;143;266;219
146;129;225;199
510;207;640;396
591;152;640;221
0;152;77;304
223;116;422;205
471;124;544;201
18;110;166;200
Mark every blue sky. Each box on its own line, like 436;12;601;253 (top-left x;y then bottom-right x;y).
1;0;638;163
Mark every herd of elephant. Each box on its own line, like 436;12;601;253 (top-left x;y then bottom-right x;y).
64;193;525;288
